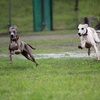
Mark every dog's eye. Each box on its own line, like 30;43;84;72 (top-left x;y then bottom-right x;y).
82;28;84;30
13;31;16;33
78;28;79;30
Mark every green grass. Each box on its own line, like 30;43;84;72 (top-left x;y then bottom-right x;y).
0;57;100;100
0;0;100;99
0;31;100;100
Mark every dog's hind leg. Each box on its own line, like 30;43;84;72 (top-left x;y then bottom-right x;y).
21;50;32;61
93;44;100;60
85;42;92;56
88;48;91;56
94;32;100;43
25;44;39;66
29;54;39;66
22;50;39;66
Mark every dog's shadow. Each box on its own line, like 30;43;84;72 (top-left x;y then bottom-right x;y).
0;58;36;71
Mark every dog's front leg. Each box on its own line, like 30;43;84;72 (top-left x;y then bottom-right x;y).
93;44;100;60
78;38;85;49
9;51;12;64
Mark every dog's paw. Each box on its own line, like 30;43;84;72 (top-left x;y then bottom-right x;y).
15;49;21;54
78;46;83;49
10;61;12;64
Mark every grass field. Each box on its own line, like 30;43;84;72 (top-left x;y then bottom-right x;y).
0;31;100;100
0;0;100;99
0;57;100;100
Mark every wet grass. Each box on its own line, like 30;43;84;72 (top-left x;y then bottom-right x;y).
0;57;100;100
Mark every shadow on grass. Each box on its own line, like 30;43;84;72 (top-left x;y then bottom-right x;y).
0;58;36;71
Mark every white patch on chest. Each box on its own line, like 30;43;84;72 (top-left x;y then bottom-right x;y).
10;41;18;49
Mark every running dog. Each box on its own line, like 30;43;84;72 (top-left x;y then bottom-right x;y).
78;24;100;60
9;25;39;66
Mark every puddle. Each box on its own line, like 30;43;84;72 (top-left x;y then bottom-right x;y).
35;52;95;59
0;52;95;59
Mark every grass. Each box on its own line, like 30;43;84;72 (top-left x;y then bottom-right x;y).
0;57;100;100
0;0;100;99
0;30;79;54
1;30;100;99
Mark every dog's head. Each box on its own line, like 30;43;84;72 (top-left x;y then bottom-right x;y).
78;24;88;36
9;25;19;41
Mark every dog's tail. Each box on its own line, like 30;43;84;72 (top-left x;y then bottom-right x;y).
27;44;36;50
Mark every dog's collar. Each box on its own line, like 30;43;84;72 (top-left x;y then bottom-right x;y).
83;29;88;36
11;38;17;42
10;36;19;42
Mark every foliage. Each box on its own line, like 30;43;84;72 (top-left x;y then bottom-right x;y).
0;0;100;33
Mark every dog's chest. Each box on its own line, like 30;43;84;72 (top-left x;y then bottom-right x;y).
10;41;18;50
83;35;91;43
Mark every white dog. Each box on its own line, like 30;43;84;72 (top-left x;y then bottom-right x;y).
78;24;100;60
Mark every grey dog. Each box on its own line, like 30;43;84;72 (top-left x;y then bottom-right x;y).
9;25;39;66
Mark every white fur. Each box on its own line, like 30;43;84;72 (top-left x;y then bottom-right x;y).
78;24;100;60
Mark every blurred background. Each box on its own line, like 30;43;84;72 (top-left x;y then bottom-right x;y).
0;0;100;34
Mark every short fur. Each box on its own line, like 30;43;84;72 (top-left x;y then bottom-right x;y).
9;25;39;66
78;24;100;60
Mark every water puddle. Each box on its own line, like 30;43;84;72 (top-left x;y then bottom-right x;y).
0;52;95;59
35;52;94;59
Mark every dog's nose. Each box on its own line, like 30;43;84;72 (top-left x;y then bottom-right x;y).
78;33;81;36
11;34;14;38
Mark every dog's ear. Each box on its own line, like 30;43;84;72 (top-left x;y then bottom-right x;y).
9;26;12;32
13;25;17;29
78;24;82;27
16;35;19;40
84;24;88;28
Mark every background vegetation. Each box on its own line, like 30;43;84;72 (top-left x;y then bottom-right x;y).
0;0;100;33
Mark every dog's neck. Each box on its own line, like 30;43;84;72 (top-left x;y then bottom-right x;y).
83;29;88;36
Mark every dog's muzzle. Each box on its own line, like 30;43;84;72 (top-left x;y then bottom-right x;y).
78;33;81;36
10;34;14;38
